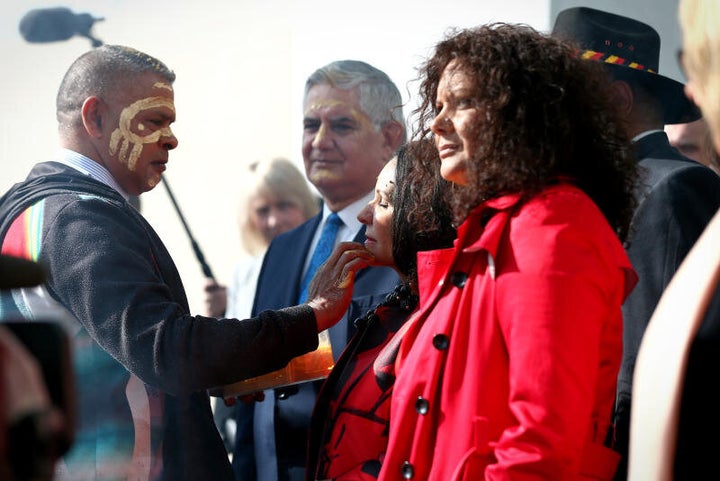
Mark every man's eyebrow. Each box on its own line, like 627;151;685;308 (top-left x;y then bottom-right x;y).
328;116;358;124
303;115;358;124
152;111;175;122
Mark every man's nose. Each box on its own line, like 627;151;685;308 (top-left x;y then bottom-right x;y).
161;128;178;150
311;123;333;149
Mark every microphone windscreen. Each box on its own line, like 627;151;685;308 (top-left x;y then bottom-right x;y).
0;254;46;289
19;7;78;43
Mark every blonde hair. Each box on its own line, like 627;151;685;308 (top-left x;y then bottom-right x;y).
238;158;319;256
680;0;720;150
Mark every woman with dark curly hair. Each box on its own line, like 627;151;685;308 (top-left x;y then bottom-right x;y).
306;141;456;481
377;24;639;481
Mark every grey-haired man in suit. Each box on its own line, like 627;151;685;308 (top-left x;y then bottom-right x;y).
232;59;405;481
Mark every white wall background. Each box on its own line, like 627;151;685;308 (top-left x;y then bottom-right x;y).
0;0;681;314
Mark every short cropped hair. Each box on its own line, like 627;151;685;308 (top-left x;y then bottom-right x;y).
56;44;175;128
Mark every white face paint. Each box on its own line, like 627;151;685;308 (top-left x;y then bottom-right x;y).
109;95;176;171
153;81;173;91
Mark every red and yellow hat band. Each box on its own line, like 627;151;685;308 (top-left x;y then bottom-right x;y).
580;49;657;74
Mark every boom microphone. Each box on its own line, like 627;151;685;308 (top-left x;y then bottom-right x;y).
19;7;104;47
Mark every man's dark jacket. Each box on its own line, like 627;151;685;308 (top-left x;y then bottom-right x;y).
614;132;720;479
0;161;320;480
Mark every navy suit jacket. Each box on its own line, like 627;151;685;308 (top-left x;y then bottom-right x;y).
232;212;400;481
613;131;720;480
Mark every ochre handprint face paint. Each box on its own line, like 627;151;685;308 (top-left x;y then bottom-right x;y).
105;77;178;195
109;83;176;172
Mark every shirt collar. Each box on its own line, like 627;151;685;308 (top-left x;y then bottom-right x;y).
632;129;664;142
54;149;130;200
324;191;373;237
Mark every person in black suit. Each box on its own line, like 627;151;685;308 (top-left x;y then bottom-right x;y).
552;7;720;481
231;60;405;481
626;1;720;478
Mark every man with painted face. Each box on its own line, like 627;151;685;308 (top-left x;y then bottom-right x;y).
0;45;374;481
231;60;404;481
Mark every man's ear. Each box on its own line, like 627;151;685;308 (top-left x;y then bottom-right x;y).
611;80;634;119
81;96;105;138
381;121;406;152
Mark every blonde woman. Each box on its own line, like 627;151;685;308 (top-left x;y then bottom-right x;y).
204;158;319;319
680;0;720;149
204;157;319;453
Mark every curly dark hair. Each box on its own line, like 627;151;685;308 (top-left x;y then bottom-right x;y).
392;140;456;285
411;23;638;241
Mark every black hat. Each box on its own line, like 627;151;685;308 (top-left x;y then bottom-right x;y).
552;6;700;124
0;254;45;289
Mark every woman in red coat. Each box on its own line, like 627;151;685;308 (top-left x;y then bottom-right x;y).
378;24;639;481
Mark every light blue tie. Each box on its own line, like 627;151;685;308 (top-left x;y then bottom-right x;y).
298;212;343;303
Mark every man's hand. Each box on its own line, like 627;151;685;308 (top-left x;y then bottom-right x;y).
306;242;374;331
203;279;227;318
